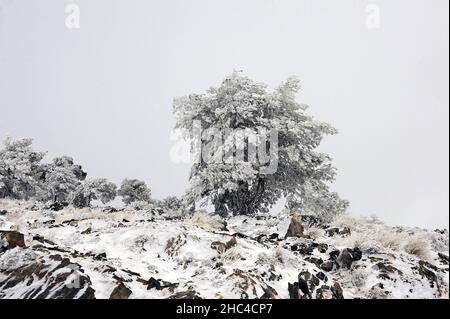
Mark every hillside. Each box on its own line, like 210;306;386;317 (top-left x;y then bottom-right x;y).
0;199;448;299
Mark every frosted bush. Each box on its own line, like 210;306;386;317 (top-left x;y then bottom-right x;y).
304;226;325;240
187;211;225;232
402;234;431;260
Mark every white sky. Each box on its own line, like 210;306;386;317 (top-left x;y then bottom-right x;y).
0;0;448;228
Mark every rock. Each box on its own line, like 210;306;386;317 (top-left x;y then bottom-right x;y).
168;289;201;299
320;260;334;272
225;236;237;250
438;253;449;265
284;212;304;238
337;249;353;269
298;271;320;297
290;242;314;255
94;252;107;261
348;247;362;261
102;206;118;213
0;209;8;215
260;286;278;299
316;285;332;299
147;277;162;290
418;260;439;288
325;228;339;237
326;227;351;237
211;241;227;254
305;257;323;267
375;262;402;275
297;277;311;298
331;282;344;299
81;227;92;235
109;282;132;299
316;271;328;282
329;249;340;261
316;243;329;253
339;227;351;236
0;231;25;248
46;201;68;211
288;282;301;299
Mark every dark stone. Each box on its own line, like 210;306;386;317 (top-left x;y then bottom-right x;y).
339;227;351;236
297;277;310;298
331;282;344;299
46;202;68;211
168;289;201;299
94;252;107;261
316;243;329;253
102;206;118;213
109;282;132;299
291;242;314;255
438;253;449;265
329;249;340;261
225;236;237;250
0;210;7;215
337;249;353;269
316;271;328;282
348;247;362;261
320;260;334;272
81;227;92;235
325;228;339;237
147;277;162;290
269;233;279;240
260;286;278;299
288;282;300;299
305;257;323;267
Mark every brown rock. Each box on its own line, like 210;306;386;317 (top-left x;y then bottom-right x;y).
337;249;353;269
0;231;25;248
109;282;132;299
260;286;278;299
225;236;237;250
331;282;344;299
284;212;304;238
320;260;334;272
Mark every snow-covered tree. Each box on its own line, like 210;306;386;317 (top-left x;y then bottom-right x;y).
174;71;346;217
71;178;117;207
118;179;151;205
286;180;349;222
0;137;46;200
157;196;184;212
38;156;87;202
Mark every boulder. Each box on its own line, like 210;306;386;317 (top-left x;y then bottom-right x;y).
0;231;25;248
331;282;344;299
260;286;278;299
320;260;334;272
225;236;237;250
109;282;132;299
284;213;304;238
336;249;353;269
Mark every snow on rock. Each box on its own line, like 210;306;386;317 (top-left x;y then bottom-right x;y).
0;199;448;299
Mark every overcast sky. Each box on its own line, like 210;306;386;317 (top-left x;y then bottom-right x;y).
0;0;448;228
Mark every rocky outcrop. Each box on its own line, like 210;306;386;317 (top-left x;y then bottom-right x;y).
285;213;304;238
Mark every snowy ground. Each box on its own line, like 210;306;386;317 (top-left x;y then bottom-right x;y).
0;199;448;299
